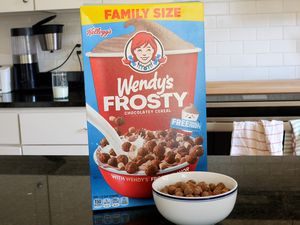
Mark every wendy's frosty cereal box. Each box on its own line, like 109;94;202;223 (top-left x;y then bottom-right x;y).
80;2;207;210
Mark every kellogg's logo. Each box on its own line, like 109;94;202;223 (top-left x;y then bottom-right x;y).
122;31;167;73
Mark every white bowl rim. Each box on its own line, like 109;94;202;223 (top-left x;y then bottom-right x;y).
152;171;238;201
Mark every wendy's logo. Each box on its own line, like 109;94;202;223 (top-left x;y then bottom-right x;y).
122;31;167;73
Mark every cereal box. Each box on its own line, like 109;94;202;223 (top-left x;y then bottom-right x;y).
80;2;207;210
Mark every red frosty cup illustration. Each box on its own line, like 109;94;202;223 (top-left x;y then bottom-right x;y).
87;20;203;198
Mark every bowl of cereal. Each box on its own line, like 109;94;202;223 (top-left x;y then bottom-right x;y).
94;128;204;198
152;171;238;225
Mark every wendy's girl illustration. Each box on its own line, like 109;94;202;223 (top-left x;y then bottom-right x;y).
122;31;167;73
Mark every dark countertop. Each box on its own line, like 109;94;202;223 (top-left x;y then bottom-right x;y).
0;87;85;108
0;156;299;225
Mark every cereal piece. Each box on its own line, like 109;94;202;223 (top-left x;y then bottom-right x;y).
98;152;110;163
216;182;226;190
177;146;189;157
151;159;161;167
209;183;216;192
153;145;165;159
144;140;157;152
184;186;193;195
128;127;136;133
100;138;109;148
167;185;177;195
183;142;192;150
107;157;118;167
201;191;210;197
144;154;155;161
122;142;131;152
136;158;147;166
180;157;187;164
114;117;125;126
109;148;116;156
138;129;146;137
145;131;155;141
221;188;230;193
168;128;177;136
194;136;203;145
175;153;181;163
166;140;179;148
161;187;169;194
183;135;191;142
158;130;167;137
159;162;170;170
109;116;116;122
193;186;202;195
117;155;128;165
187;179;196;184
118;162;125;170
186;194;194;197
137;147;149;157
186;154;198;164
145;164;158;176
164;151;176;164
157;141;167;148
175;191;184;197
213;189;222;195
128;134;138;142
125;162;138;174
190;145;204;157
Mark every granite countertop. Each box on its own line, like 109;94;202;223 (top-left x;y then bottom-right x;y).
0;156;299;225
0;87;85;108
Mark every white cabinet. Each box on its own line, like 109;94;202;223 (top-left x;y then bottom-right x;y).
35;0;102;10
0;113;20;144
20;111;87;145
0;0;34;13
19;108;88;155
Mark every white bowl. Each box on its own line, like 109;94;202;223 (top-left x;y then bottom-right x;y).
152;171;238;225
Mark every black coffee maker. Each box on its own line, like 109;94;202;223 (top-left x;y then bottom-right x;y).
11;27;38;90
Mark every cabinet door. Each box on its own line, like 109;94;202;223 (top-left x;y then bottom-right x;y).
0;113;20;145
0;146;22;155
22;145;88;155
19;111;88;145
0;0;34;13
0;175;50;225
35;0;102;10
48;176;92;225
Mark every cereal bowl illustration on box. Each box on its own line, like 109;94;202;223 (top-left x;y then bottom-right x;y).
80;2;207;210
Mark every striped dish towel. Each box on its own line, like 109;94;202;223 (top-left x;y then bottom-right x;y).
230;120;284;156
290;120;300;156
283;121;294;155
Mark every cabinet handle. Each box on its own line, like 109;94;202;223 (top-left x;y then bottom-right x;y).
23;0;29;3
36;182;43;189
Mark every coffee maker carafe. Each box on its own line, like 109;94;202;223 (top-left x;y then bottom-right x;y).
11;27;38;90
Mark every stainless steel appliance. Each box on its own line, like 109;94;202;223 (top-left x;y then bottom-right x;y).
11;27;38;90
206;93;300;155
33;15;64;52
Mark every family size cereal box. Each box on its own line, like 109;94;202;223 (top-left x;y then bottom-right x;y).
80;2;207;210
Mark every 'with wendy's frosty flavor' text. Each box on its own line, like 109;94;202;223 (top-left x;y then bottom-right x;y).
80;2;207;210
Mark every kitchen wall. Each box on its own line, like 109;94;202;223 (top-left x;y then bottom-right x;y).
1;0;300;81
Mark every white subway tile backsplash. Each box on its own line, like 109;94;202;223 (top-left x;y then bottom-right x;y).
0;0;299;82
206;29;230;41
230;1;256;15
205;42;217;54
216;15;243;28
230;55;256;66
230;28;256;40
269;13;296;26
206;55;230;67
284;53;300;66
257;27;283;40
216;41;243;54
205;16;217;28
257;54;283;66
256;0;283;14
284;27;300;39
268;66;296;79
205;2;229;15
270;40;297;53
244;41;270;54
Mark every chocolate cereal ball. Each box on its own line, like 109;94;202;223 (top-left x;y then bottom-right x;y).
109;148;116;156
145;164;158;176
107;157;118;167
153;145;165;160
190;145;204;157
165;151;176;164
194;136;203;145
98;152;110;163
100;138;109;147
114;117;125;126
117;155;128;165
125;162;138;174
144;140;157;152
137;147;149;157
122;142;132;152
